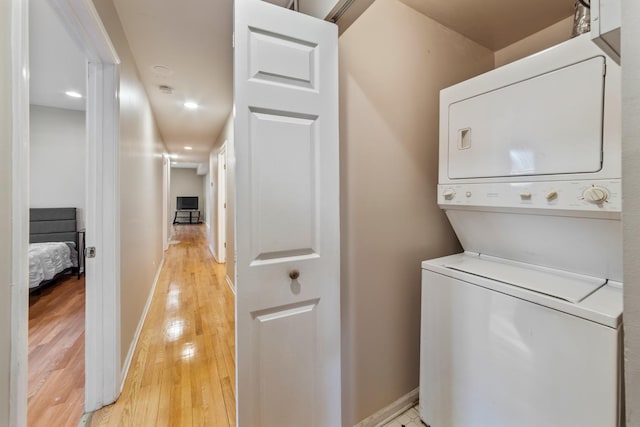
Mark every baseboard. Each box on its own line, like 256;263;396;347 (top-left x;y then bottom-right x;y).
353;387;419;427
119;256;165;392
225;275;236;295
209;244;220;263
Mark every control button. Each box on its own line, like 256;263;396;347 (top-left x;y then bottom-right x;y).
520;192;532;200
443;188;456;200
465;191;472;198
583;186;608;204
545;191;558;201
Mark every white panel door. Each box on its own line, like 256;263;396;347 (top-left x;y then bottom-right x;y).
234;1;340;426
448;57;605;179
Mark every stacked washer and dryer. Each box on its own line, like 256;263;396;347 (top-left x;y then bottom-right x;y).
419;35;623;427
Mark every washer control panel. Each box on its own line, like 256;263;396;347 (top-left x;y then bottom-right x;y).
438;180;621;212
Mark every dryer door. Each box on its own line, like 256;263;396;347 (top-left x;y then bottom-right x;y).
447;56;605;179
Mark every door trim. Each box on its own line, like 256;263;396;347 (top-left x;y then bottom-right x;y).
217;143;227;263
10;0;29;424
10;0;121;422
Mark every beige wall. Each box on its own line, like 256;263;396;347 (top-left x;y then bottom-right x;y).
0;0;13;423
338;0;494;424
623;0;640;424
494;16;572;67
92;0;166;368
170;167;205;216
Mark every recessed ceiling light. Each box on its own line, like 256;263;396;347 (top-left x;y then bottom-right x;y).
184;146;193;150
170;154;178;159
65;91;83;98
184;101;199;110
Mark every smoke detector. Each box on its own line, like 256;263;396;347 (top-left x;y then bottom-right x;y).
159;85;174;94
151;64;173;76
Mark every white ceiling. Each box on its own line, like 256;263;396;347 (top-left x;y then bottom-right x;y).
399;0;575;50
30;0;87;111
112;0;234;165
109;0;575;167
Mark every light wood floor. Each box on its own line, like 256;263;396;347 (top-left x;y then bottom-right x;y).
89;225;236;426
28;275;85;427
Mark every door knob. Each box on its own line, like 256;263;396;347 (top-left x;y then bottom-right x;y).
289;270;300;280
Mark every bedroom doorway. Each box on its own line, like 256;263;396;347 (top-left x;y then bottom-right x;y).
27;1;89;422
11;0;121;425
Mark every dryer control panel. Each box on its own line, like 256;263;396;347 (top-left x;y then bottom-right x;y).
438;179;621;213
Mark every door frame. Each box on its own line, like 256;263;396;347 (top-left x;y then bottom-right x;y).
163;153;171;250
217;144;227;263
10;0;121;423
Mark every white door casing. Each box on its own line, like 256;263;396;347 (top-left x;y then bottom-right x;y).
53;0;121;410
11;0;121;422
218;145;227;263
234;1;341;426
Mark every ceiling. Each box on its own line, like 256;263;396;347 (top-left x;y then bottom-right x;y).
30;0;87;111
112;0;234;165
110;0;575;167
399;0;575;50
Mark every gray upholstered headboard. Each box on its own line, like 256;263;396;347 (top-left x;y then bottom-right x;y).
29;208;77;244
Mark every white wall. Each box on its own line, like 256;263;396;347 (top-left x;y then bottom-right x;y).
338;1;494;423
29;105;86;229
622;0;640;424
170;167;205;217
0;0;13;422
92;0;166;370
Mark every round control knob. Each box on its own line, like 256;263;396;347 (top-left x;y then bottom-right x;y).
443;188;455;200
583;187;608;204
545;191;558;201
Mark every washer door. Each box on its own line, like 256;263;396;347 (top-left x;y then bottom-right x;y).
419;269;620;427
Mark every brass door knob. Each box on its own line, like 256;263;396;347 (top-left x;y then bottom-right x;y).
289;270;300;280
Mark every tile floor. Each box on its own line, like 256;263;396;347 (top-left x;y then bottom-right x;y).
384;404;425;427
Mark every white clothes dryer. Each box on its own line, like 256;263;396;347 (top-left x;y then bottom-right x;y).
420;34;623;427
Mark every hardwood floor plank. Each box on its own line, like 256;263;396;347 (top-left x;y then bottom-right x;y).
28;275;85;427
89;225;235;426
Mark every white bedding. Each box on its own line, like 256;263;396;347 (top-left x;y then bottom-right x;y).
29;242;78;289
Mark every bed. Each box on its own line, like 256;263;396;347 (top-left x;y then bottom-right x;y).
29;208;82;291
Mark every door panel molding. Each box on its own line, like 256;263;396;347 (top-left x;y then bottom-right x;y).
234;1;340;425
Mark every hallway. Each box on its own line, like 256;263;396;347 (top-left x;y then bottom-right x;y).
89;225;235;426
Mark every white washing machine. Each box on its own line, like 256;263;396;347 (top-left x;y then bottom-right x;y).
420;35;623;427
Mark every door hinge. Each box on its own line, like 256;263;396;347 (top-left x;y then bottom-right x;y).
232;32;235;49
224;202;226;208
86;246;96;258
224;242;227;248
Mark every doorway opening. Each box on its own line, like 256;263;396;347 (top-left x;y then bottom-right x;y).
11;0;121;424
27;2;88;422
217;144;227;264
